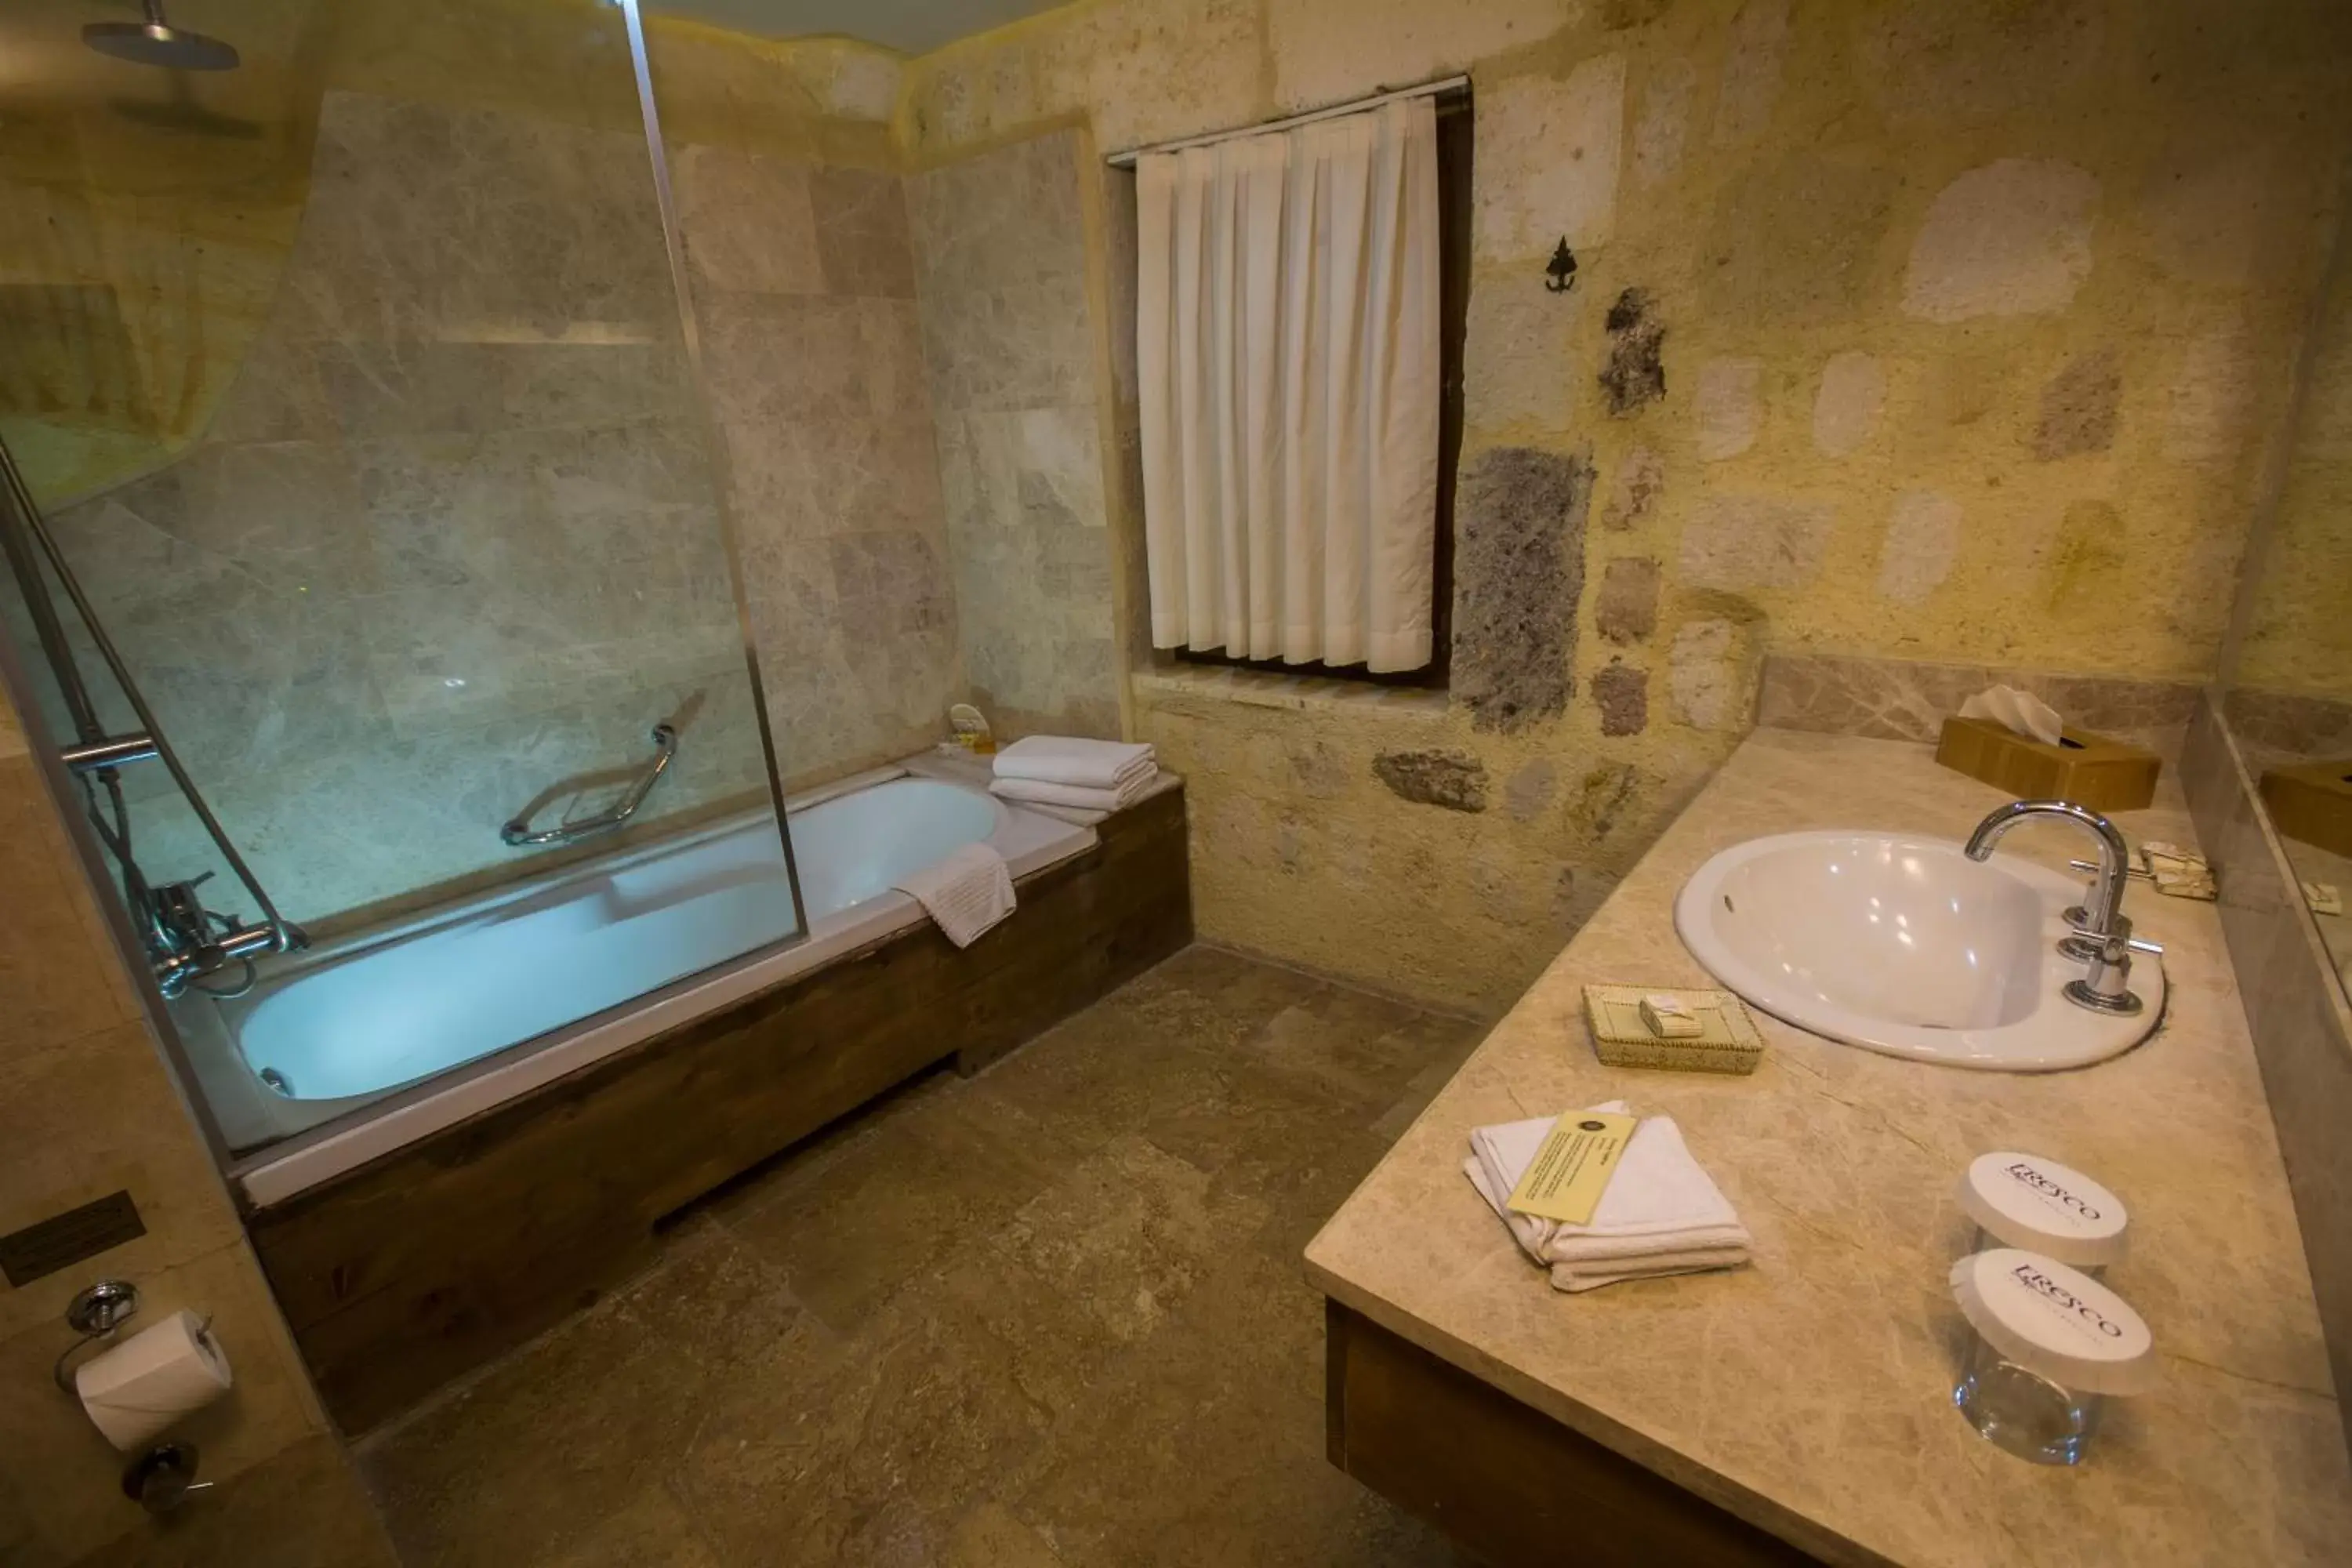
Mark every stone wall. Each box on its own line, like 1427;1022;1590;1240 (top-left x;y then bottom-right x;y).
2234;207;2352;705
898;0;2352;1013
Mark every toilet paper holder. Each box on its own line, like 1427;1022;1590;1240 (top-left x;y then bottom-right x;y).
53;1279;140;1392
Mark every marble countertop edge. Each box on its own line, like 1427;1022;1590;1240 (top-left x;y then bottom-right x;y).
1304;725;2350;1568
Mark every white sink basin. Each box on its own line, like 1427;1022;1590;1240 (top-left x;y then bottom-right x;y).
1674;831;2164;1071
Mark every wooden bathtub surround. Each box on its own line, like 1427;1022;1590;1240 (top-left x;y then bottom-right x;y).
1324;1303;1817;1567
247;786;1191;1434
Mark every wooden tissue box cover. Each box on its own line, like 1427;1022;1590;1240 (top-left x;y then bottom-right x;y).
2260;759;2352;859
1934;716;2159;812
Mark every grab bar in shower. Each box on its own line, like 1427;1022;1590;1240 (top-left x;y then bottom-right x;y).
501;724;678;848
61;732;161;772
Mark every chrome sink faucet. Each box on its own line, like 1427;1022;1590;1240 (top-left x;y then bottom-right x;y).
1964;799;2143;1018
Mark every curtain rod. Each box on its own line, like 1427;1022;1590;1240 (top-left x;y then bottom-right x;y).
1105;74;1470;169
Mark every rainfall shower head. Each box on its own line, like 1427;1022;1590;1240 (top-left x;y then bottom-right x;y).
82;1;240;71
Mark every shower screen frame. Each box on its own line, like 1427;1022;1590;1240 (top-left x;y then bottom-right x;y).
0;0;815;1175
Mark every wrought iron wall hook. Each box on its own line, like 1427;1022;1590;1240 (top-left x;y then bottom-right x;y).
1544;238;1578;293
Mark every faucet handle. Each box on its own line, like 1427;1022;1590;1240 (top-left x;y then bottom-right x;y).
2063;924;2144;1017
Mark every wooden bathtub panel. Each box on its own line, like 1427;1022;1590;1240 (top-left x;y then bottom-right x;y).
248;787;1191;1433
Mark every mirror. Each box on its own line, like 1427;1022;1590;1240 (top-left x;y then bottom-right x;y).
2222;220;2352;1007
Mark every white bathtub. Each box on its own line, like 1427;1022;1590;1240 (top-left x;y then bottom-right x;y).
223;757;1093;1206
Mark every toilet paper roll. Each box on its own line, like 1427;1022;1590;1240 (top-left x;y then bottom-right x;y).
74;1309;234;1451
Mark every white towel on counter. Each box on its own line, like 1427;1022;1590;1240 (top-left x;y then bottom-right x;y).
989;771;1159;813
1465;1101;1751;1293
994;735;1156;791
891;843;1014;948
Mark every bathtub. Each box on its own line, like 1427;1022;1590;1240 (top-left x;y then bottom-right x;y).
220;756;1093;1206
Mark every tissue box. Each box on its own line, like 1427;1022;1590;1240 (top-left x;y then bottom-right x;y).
1934;717;2158;812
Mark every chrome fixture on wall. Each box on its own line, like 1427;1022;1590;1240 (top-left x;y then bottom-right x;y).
1965;799;2144;1016
502;723;680;848
82;0;241;71
0;434;303;1000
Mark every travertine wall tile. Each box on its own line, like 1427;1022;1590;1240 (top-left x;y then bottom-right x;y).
1811;351;1886;458
910;132;1121;741
0;690;389;1567
1902;158;2100;322
1267;0;1573;114
1679;493;1835;590
1876;490;1962;605
1472;55;1626;262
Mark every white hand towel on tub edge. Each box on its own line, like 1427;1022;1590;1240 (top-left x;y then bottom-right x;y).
993;736;1156;790
892;843;1015;948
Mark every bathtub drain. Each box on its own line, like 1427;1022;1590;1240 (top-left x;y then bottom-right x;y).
260;1066;294;1098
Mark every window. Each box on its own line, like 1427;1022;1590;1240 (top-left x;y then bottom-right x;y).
1129;87;1470;691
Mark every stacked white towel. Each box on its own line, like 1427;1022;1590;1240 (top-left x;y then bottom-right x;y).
989;735;1158;814
891;843;1015;948
1463;1101;1752;1293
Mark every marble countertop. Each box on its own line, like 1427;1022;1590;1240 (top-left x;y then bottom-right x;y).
1305;728;2352;1567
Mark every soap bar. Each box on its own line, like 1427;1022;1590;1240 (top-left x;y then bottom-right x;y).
1639;993;1704;1039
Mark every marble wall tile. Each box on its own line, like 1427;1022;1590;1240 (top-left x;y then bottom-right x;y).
907;135;1098;416
2227;688;2352;761
673;145;825;296
677;142;965;788
0;1240;334;1562
0;686;388;1566
2183;695;2352;1455
1757;650;2200;743
35;93;768;926
911;131;1122;742
285;93;674;345
811;167;918;299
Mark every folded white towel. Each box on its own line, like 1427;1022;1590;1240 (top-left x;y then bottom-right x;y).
989;772;1156;813
1465;1101;1751;1292
891;843;1014;948
1006;797;1111;828
1461;1160;1749;1293
993;735;1156;791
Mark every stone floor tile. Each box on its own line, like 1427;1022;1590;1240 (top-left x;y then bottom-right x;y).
720;1083;1066;1334
359;1227;820;1568
940;1499;1069;1566
360;946;1490;1568
536;1484;725;1568
670;1287;1059;1566
988;1133;1263;1346
93;1435;398;1568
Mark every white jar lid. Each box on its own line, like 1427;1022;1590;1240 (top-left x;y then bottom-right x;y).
1950;1249;2156;1397
1958;1151;2128;1266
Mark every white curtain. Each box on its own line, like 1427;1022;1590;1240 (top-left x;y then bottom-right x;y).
1136;98;1441;673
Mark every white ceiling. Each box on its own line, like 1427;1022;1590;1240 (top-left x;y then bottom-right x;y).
646;0;1073;56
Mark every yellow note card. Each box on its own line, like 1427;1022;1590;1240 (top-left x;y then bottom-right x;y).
1505;1112;1638;1225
